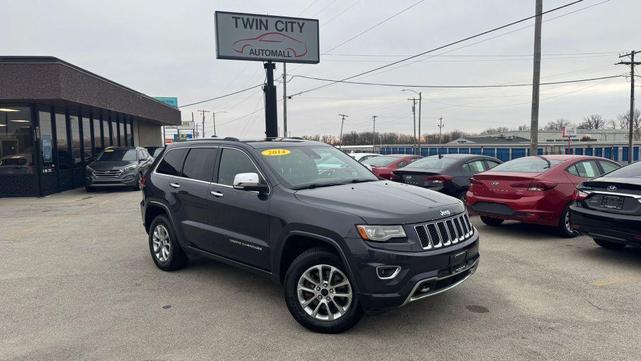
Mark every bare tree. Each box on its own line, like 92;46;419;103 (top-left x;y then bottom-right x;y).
618;109;641;140
579;114;605;130
543;118;574;131
516;124;530;131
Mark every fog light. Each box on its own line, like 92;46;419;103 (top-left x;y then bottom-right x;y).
376;266;401;280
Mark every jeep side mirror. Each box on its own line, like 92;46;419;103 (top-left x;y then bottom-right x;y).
233;172;268;193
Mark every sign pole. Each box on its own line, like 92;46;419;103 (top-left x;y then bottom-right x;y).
264;61;278;138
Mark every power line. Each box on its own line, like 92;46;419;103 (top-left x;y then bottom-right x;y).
322;0;426;54
321;51;618;58
288;0;584;98
290;74;623;89
179;83;263;108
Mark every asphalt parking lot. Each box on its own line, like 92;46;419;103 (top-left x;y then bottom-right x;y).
2;190;641;361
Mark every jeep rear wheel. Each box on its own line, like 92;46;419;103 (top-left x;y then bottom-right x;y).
284;248;362;333
149;215;187;271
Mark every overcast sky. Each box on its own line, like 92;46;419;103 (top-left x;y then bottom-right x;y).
1;0;639;138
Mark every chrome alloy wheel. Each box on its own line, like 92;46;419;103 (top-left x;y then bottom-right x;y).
152;224;171;262
297;264;353;321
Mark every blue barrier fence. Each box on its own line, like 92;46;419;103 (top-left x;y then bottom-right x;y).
378;144;641;163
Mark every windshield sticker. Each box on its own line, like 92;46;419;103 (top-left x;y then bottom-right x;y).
262;149;291;156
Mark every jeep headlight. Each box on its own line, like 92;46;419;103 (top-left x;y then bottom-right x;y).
356;225;406;242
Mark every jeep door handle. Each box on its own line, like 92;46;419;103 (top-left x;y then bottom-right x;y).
210;191;224;198
169;182;181;189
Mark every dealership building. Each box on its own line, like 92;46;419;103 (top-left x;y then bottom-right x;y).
0;56;181;197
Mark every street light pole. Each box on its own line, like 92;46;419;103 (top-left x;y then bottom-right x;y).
372;115;378;152
211;111;226;138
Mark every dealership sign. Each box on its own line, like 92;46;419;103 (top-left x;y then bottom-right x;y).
215;11;319;64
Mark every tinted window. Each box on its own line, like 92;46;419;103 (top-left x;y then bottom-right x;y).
362;156;400;167
464;160;486;174
182;148;218;182
397;161;408;168
39;110;54;167
55;112;71;169
602;161;641;178
485;160;501;169
81;115;91;162
218;148;260;186
70;114;81;165
93;115;102;154
156;148;188;176
490;157;562;173
102;115;111;146
599;161;620;174
575;161;600;178
405;156;457;170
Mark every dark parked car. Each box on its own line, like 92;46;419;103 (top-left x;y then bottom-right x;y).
571;161;641;249
140;139;479;333
361;154;422;180
467;155;621;237
394;154;502;201
85;146;154;191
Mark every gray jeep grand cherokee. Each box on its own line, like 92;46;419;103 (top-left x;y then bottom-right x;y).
140;138;479;333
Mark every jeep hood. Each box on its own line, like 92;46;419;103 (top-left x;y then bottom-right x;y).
294;181;464;224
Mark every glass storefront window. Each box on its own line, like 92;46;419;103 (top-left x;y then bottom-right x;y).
93;114;102;154
81;115;91;162
0;106;34;175
112;115;120;146
69;113;81;166
127;119;134;146
39;109;54;168
118;116;125;146
102;114;111;146
55;112;71;169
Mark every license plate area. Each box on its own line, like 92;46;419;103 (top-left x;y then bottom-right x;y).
403;175;419;185
601;195;623;210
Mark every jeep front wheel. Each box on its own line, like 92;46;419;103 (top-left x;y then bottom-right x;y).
284;248;362;333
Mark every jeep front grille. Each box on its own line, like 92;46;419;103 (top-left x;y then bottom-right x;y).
414;213;474;250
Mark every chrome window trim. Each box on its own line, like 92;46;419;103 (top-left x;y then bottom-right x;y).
152;145;272;194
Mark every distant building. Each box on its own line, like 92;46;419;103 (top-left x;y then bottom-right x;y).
473;129;634;143
448;135;530;144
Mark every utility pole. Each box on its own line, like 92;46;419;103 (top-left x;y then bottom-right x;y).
529;0;542;157
409;97;417;154
617;50;640;164
437;117;445;156
372;115;378;152
211;111;226;138
417;92;422;155
197;109;210;138
338;114;348;149
283;63;288;137
190;112;195;139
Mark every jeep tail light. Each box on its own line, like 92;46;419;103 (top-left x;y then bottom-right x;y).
140;174;148;190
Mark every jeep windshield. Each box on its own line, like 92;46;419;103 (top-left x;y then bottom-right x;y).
259;144;378;190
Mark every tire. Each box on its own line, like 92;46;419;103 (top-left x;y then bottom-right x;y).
148;215;188;271
480;216;504;227
284;248;363;334
593;238;626;250
85;185;94;192
558;206;578;238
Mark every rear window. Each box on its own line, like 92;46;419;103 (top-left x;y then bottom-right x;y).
602;161;641;178
404;156;457;170
362;156;399;167
156;148;188;176
490;157;562;173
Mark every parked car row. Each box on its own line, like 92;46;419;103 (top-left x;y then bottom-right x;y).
350;151;639;247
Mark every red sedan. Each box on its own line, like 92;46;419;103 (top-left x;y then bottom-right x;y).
466;155;620;237
362;154;422;180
